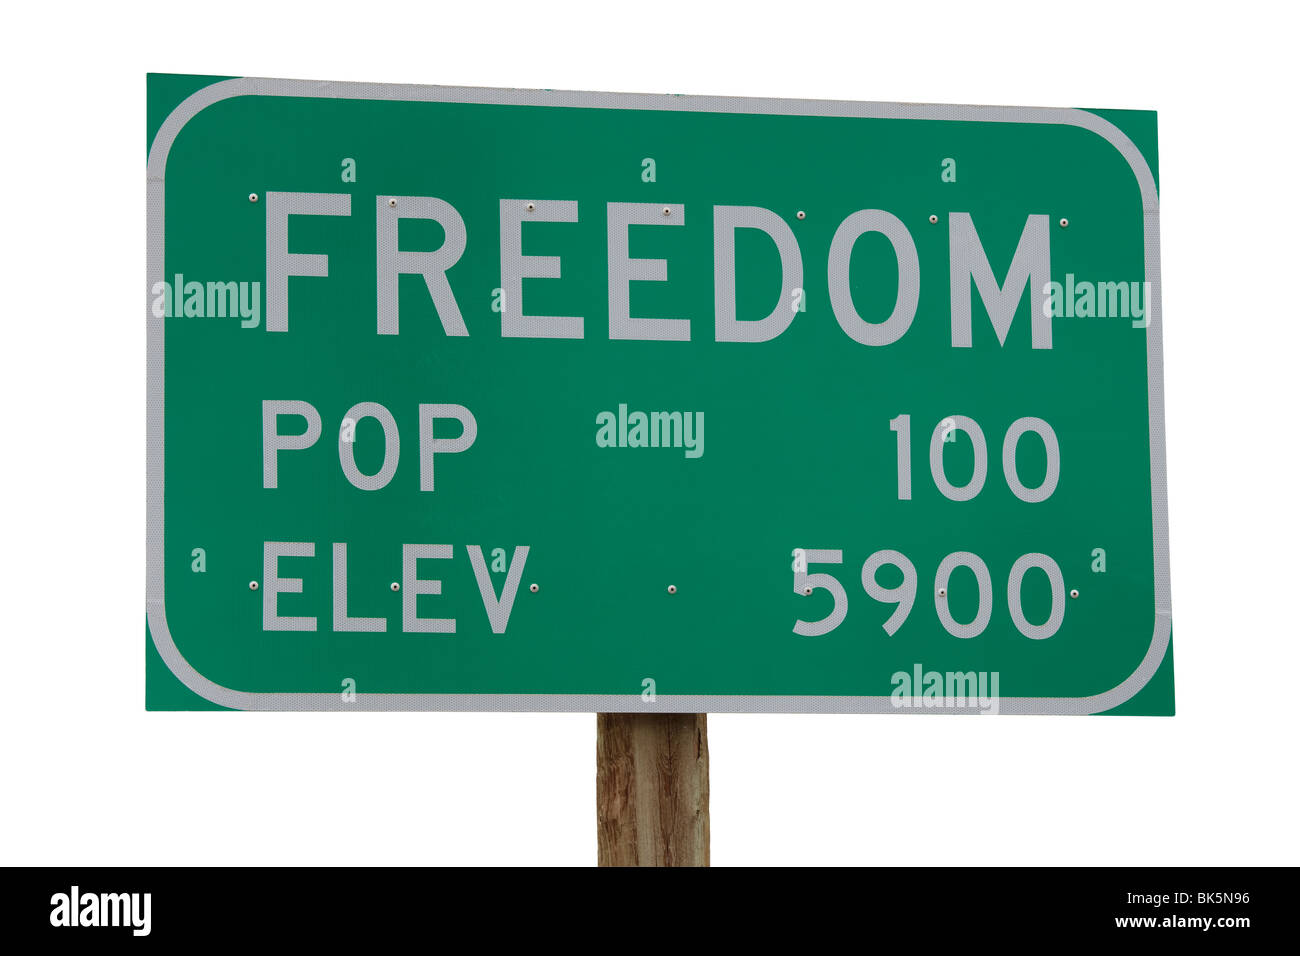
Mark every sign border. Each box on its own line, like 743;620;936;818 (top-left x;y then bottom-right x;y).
146;75;1169;713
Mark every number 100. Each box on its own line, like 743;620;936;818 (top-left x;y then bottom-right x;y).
889;414;1060;502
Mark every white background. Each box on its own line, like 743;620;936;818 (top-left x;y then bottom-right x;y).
2;0;1296;866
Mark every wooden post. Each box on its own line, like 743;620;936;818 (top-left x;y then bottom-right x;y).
596;713;709;867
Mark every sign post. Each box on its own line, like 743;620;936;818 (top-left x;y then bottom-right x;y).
597;713;709;866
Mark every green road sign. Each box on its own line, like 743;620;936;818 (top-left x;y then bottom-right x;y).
146;74;1171;714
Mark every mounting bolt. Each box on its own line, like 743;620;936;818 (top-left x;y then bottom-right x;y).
249;580;259;591
929;214;938;224
529;583;539;593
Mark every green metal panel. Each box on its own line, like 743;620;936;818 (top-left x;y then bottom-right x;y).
146;75;1170;714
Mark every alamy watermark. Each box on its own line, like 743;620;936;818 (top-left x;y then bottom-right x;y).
50;886;151;936
1043;274;1151;328
595;403;704;459
150;274;261;327
890;663;1000;714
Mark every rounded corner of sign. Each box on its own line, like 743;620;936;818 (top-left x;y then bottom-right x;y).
146;599;249;711
147;77;255;176
1080;611;1172;715
1063;108;1159;210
